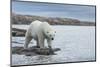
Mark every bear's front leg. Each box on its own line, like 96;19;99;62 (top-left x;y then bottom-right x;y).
47;39;52;49
36;39;40;48
38;35;45;48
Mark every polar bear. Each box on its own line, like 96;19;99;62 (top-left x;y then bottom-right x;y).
24;20;56;49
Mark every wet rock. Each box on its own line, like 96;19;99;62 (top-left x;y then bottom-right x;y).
12;28;26;37
12;46;61;55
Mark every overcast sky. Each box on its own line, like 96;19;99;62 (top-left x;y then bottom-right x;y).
12;1;96;22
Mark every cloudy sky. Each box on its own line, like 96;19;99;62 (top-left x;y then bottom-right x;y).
12;1;96;22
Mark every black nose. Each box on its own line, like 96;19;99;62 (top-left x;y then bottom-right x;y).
52;38;54;40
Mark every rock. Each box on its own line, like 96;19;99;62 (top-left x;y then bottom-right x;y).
12;28;26;36
12;46;61;55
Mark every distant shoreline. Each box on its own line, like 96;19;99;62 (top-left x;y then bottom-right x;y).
11;13;95;26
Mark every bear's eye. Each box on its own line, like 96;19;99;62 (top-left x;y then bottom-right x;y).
55;31;56;33
47;31;49;33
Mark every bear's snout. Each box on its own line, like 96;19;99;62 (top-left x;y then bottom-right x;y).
52;38;54;40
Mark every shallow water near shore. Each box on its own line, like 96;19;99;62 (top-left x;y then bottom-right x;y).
11;25;95;66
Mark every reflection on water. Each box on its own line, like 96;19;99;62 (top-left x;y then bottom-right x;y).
12;26;95;66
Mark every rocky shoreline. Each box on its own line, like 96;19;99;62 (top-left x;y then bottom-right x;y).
12;13;95;26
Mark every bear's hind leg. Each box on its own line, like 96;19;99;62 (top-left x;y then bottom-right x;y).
24;36;32;49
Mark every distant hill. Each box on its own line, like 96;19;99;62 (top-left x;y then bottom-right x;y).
11;13;95;26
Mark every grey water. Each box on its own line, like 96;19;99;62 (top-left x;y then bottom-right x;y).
12;25;95;66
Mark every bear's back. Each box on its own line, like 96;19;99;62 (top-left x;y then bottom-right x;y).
27;20;42;38
29;20;42;30
31;20;42;26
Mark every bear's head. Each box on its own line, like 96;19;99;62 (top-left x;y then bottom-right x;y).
46;30;56;40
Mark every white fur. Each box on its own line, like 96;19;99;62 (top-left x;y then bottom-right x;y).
24;20;55;49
